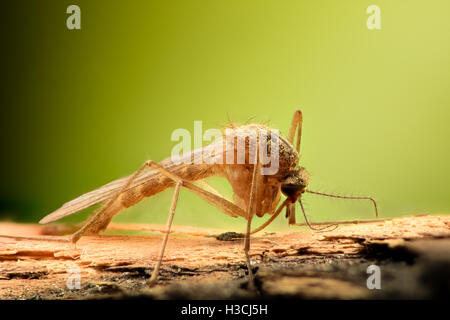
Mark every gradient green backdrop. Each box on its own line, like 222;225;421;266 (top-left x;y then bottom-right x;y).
1;0;449;232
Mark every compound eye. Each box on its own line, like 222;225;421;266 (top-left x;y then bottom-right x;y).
281;183;302;198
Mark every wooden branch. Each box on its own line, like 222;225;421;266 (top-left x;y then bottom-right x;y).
0;214;449;299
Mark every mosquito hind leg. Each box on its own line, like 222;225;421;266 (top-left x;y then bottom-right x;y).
70;160;156;243
70;159;179;243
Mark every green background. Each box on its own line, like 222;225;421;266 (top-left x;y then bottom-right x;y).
1;0;449;233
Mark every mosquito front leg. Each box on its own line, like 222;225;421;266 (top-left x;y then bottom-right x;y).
244;133;263;290
249;199;289;235
288;110;303;154
292;218;390;227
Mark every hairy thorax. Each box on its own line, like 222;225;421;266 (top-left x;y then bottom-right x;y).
219;124;299;217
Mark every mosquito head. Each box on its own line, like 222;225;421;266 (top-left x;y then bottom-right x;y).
281;167;310;202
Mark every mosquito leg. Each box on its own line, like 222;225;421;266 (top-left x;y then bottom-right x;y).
147;181;182;286
69;157;264;285
250;197;382;234
70;160;154;243
249;199;289;234
244;218;254;289
146;162;249;219
146;161;261;286
147;160;279;286
293;218;391;227
244;133;262;290
126;161;251;285
288;110;303;153
0;234;71;242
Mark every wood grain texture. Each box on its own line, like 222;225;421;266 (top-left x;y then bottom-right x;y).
0;215;449;299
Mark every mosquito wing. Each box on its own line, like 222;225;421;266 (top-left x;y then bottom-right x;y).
39;168;160;224
39;141;226;224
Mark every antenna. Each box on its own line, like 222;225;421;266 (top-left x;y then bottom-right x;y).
305;190;378;217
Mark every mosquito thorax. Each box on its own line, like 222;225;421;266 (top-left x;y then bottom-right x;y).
280;168;310;201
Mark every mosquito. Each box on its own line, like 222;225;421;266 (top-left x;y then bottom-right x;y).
2;110;378;288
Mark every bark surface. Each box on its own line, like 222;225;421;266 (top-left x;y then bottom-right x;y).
0;215;449;299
